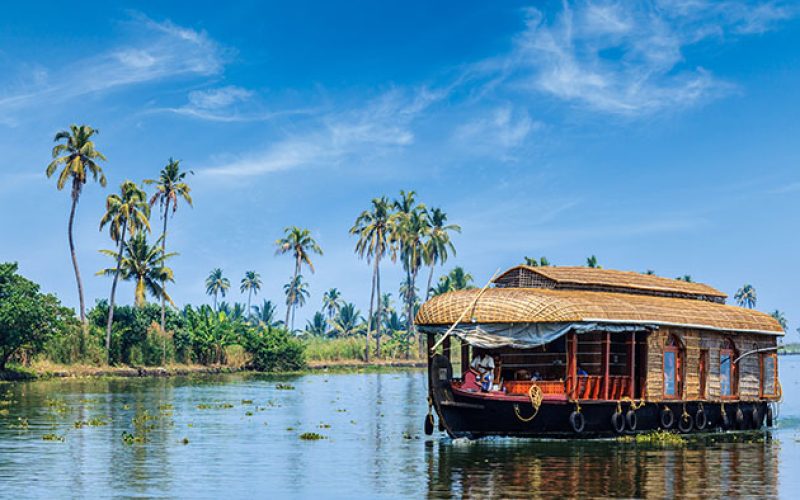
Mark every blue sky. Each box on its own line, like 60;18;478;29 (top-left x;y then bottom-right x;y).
1;1;799;337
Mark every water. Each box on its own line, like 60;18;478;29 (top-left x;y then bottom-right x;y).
2;359;800;498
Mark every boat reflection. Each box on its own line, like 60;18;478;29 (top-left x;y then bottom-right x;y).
426;434;779;498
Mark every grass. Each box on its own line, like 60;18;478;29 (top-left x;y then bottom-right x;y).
303;337;423;364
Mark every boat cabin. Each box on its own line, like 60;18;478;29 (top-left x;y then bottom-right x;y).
418;266;782;437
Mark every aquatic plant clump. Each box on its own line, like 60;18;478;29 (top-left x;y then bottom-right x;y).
299;432;327;440
618;430;686;446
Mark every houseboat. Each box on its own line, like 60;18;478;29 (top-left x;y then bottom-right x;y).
418;265;782;438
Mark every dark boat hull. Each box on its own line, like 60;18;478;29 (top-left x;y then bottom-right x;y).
437;390;771;439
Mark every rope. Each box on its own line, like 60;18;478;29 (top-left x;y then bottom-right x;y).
513;384;544;422
681;403;690;420
721;401;727;417
620;396;646;411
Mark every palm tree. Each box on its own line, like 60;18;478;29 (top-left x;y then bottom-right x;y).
432;267;475;296
98;233;175;307
205;268;230;311
322;288;343;324
586;255;600;268
283;274;310;331
46;124;107;338
144;158;193;332
240;271;262;315
735;284;757;309
252;299;282;327
275;227;323;327
331;303;365;337
98;180;151;357
524;256;551;267
423;207;460;299
392;190;429;356
770;310;787;332
305;312;328;337
351;196;395;362
676;275;693;282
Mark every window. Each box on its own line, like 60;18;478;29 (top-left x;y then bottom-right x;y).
663;335;683;398
761;353;778;397
719;338;737;398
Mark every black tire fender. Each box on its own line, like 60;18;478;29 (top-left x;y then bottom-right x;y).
767;404;774;428
625;409;637;431
678;412;693;433
736;407;745;429
424;414;434;435
611;411;625;434
660;407;674;429
752;406;762;429
570;411;585;434
695;409;707;430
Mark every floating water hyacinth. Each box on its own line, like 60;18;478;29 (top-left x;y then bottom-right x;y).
299;432;326;440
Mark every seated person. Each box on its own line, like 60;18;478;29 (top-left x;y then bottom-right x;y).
470;348;496;391
577;365;588;376
531;371;542;381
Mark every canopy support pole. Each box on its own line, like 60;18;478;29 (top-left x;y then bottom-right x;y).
429;268;501;354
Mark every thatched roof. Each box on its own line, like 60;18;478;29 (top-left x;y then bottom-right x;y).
416;287;782;335
494;266;726;302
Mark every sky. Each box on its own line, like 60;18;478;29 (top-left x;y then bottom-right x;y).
0;1;798;338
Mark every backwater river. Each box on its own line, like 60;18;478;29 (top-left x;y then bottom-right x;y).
3;358;800;498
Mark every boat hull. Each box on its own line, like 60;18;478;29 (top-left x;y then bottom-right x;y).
437;389;771;438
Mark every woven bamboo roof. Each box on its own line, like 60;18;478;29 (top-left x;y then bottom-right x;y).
494;266;727;301
416;288;782;335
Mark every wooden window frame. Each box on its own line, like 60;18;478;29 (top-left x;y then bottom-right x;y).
699;349;708;400
760;352;779;398
719;338;738;400
663;335;683;399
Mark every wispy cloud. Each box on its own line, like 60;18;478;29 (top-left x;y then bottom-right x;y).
452;105;540;160
200;86;447;177
470;1;792;116
0;14;228;121
150;85;311;122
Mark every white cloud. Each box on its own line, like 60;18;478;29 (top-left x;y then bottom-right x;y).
201;86;445;178
0;15;227;118
188;86;253;110
453;105;539;158
472;1;792;116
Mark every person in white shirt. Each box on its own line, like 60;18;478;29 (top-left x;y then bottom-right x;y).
470;349;496;391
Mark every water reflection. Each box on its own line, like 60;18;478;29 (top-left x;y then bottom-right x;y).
427;436;780;498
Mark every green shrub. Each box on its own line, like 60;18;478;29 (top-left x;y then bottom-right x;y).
88;302;184;365
244;326;305;372
0;262;76;370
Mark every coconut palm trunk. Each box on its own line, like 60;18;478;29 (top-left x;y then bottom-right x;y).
159;197;170;332
104;220;127;360
412;269;422;358
375;254;382;358
68;183;87;352
365;259;377;363
426;264;435;300
286;256;300;327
